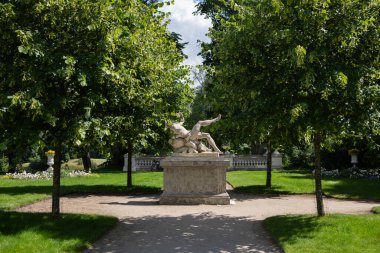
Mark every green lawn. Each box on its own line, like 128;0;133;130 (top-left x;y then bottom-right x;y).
264;214;380;253
0;212;118;253
0;170;163;210
372;206;380;214
227;170;380;200
2;169;380;211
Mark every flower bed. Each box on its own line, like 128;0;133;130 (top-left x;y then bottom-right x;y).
321;168;380;180
4;169;92;180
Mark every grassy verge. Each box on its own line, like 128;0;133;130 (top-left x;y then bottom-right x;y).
372;206;380;214
0;170;163;210
264;214;380;253
0;212;118;253
227;170;380;200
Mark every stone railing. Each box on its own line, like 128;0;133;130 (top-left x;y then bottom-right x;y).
232;152;282;170
123;156;164;172
124;152;282;172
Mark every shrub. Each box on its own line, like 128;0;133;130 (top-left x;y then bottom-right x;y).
28;160;48;172
371;206;380;214
0;156;9;174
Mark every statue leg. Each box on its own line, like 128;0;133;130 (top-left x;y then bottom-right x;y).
197;114;221;127
185;140;197;151
198;132;222;154
189;114;221;138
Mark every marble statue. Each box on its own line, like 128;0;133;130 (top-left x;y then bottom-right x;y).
166;113;223;154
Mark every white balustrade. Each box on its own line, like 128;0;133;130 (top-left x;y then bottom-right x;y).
124;152;283;172
123;155;164;172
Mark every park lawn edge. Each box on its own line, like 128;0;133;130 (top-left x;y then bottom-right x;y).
0;212;119;253
227;170;380;201
372;206;380;214
0;170;163;211
263;214;380;253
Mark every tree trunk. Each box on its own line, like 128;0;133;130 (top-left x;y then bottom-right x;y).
266;145;272;188
251;141;264;155
127;139;133;188
110;143;127;169
7;151;16;173
81;148;92;173
314;132;325;217
52;146;62;219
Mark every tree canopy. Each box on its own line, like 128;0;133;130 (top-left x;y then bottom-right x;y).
199;0;380;215
0;0;192;158
0;0;193;216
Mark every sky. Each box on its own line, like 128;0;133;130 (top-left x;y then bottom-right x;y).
161;0;212;67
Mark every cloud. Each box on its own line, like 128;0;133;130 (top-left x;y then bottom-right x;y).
161;0;212;66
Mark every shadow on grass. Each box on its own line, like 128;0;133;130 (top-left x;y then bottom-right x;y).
263;215;322;246
0;212;118;252
323;178;380;200
233;185;292;195
281;174;314;180
0;184;162;196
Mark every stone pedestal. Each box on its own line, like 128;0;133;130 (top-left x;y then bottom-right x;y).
159;154;231;205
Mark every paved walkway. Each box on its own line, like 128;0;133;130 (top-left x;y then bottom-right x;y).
17;194;379;253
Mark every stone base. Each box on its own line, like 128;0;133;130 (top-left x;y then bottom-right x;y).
159;192;230;205
171;152;220;157
159;156;232;205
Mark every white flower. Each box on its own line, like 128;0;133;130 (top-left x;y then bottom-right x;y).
6;169;92;180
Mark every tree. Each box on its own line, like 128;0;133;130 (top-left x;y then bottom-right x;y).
0;0;192;217
205;0;380;216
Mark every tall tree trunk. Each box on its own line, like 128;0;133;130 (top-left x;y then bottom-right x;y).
127;139;133;188
110;143;127;169
314;132;325;216
251;141;263;155
266;144;272;188
52;146;62;219
7;151;16;173
81;148;92;173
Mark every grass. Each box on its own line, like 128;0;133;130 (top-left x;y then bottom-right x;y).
0;211;118;253
227;170;380;200
372;206;380;214
0;170;163;210
264;214;380;253
2;169;380;210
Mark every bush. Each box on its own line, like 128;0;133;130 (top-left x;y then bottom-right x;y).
28;160;48;172
321;167;380;180
77;158;83;165
0;156;9;174
372;206;380;214
283;144;314;168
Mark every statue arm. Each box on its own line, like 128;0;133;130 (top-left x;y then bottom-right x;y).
177;112;185;126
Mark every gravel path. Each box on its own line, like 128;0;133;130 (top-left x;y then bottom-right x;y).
17;193;379;253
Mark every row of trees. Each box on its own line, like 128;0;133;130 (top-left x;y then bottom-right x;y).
196;0;380;216
0;0;193;217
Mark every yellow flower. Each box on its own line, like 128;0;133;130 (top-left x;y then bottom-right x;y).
45;150;55;155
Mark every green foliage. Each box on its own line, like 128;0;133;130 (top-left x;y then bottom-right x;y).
27;160;47;173
0;0;192;163
0;212;118;253
283;143;315;168
0;156;8;174
199;0;380;155
372;206;380;214
264;214;380;253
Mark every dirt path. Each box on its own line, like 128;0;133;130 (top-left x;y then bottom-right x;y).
17;194;379;253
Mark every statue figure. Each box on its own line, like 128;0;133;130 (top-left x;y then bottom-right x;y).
166;113;223;154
